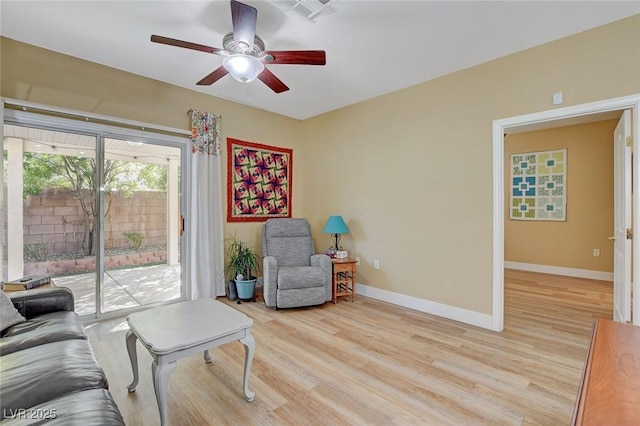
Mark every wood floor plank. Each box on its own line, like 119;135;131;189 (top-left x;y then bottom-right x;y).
85;269;613;425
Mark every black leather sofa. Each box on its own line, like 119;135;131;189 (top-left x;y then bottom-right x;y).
0;287;124;425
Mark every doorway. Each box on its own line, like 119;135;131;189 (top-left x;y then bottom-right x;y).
492;94;640;331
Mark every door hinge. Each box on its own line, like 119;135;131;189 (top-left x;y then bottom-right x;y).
626;135;633;148
626;228;633;240
180;215;185;236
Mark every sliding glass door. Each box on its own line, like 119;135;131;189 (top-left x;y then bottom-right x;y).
2;119;188;318
3;125;99;315
99;137;182;314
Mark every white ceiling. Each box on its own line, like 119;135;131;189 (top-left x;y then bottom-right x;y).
1;1;639;120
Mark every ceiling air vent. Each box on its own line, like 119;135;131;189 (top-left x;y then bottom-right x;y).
273;0;338;21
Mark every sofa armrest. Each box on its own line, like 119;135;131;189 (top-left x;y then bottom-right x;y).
263;256;278;308
9;287;75;319
311;254;333;302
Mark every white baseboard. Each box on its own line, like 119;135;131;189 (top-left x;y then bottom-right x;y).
504;261;613;281
354;283;494;331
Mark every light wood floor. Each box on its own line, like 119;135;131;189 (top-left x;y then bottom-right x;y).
85;269;613;425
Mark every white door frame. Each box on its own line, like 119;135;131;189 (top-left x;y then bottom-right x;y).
492;94;640;332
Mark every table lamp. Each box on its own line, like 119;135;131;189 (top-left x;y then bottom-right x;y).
323;215;350;251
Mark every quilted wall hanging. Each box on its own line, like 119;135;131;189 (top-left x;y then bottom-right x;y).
227;138;293;222
510;149;567;221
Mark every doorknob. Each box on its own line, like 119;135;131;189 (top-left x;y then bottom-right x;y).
608;236;616;240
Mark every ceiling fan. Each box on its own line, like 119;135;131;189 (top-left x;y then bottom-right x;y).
151;0;326;93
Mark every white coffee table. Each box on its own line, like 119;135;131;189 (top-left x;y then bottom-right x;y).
125;298;255;426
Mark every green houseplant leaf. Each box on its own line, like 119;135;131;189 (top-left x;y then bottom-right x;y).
224;233;260;281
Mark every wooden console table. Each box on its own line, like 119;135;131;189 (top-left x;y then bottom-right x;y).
572;318;640;425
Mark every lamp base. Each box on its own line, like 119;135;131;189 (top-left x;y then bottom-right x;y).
332;233;342;251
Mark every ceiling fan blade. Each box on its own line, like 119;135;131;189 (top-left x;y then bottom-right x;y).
258;68;289;93
230;0;257;52
263;50;326;65
151;35;223;55
196;66;229;85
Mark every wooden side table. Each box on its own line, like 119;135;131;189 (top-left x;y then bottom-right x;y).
331;258;356;303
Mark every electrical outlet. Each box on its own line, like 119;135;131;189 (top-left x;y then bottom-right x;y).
373;259;380;269
355;256;361;266
593;248;600;257
552;92;563;105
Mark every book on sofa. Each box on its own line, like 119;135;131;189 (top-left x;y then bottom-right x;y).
3;275;51;291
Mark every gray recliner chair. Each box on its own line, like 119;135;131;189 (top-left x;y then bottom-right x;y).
262;218;332;309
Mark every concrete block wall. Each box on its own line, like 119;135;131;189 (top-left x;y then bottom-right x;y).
104;190;168;250
23;188;168;255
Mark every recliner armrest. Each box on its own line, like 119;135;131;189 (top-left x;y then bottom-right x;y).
263;256;278;308
9;287;75;319
311;254;333;302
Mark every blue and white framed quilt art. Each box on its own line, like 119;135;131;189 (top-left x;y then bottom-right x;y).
510;149;567;221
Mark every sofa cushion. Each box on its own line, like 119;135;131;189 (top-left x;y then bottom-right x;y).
1;389;125;425
0;339;108;419
1;290;26;333
277;266;326;290
9;287;75;319
1;311;87;356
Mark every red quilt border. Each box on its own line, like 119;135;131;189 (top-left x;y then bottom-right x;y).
226;138;293;223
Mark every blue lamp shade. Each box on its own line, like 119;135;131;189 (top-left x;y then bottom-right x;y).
323;216;350;251
323;216;350;234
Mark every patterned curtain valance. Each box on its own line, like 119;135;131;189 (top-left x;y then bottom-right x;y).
190;109;221;156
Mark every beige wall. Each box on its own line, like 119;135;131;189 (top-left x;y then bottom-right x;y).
2;14;639;317
504;119;617;272
300;15;639;314
0;37;305;257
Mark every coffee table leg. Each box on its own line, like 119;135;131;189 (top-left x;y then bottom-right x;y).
239;331;255;402
204;349;211;363
152;358;177;426
126;330;139;392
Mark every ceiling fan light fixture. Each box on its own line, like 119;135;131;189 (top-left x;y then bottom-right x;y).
223;54;264;83
151;1;325;93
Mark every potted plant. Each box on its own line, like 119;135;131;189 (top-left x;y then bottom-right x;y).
225;233;260;302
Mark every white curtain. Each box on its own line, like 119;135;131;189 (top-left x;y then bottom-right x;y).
188;110;225;299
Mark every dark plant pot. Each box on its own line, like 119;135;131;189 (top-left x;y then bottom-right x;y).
226;280;238;301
